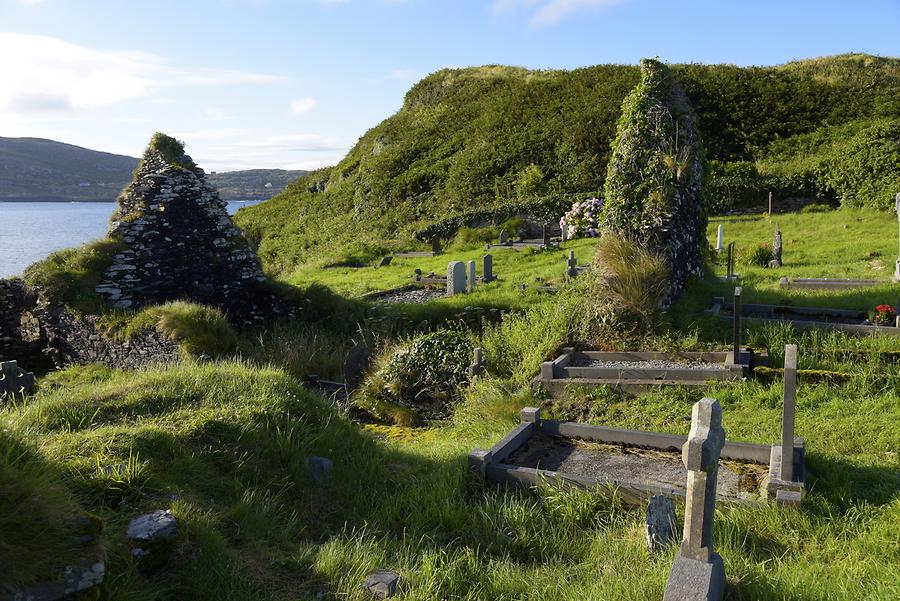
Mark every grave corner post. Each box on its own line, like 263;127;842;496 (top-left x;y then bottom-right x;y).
732;287;742;365
780;344;798;483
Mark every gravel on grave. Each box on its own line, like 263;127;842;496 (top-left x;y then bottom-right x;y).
506;432;765;501
571;356;721;370
370;288;446;304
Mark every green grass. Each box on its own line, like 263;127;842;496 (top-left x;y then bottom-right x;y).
4;207;900;599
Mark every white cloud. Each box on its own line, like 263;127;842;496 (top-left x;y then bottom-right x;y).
0;33;285;117
290;97;317;114
492;0;627;26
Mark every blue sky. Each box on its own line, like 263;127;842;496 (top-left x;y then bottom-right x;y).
2;0;899;171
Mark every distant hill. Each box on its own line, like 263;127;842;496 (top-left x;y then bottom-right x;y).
235;54;900;275
0;137;307;201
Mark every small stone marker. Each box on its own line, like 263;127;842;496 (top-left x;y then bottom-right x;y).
715;225;723;252
566;250;578;278
663;398;726;601
362;570;401;598
725;242;735;279
431;235;442;254
769;223;783;268
127;510;179;568
645;495;677;552
483;254;494;282
344;344;372;394
468;347;485;378
0;360;34;400
379;255;393;267
447;261;466;296
560;219;568;242
542;225;551;247
307;456;333;482
467;260;477;293
499;230;509;245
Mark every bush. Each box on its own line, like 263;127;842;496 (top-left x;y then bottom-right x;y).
800;203;836;213
355;330;472;422
585;233;670;341
706;160;767;213
560;198;603;238
452;226;499;248
743;244;774;267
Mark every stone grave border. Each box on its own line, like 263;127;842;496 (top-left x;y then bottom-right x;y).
469;402;805;507
532;348;759;397
706;293;900;337
1;360;35;400
779;277;884;290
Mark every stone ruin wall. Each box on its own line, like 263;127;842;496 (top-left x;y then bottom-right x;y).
96;149;268;320
0;278;180;372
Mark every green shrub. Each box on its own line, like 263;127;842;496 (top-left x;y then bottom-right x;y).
743;244;775;267
585;233;670;341
355;330;472;422
799;202;836;213
706;160;767;213
452;226;498;248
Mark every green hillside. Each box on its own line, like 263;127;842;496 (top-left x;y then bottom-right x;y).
0;137;306;201
235;54;900;278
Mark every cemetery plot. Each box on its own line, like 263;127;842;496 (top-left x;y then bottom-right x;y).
534;348;754;397
707;296;900;336
470;399;804;507
361;285;446;304
779;277;883;290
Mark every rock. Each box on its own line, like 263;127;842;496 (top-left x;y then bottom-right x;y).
379;255;394;267
645;495;677;551
307;456;333;482
11;557;105;601
127;510;179;569
344;344;372;394
362;570;401;598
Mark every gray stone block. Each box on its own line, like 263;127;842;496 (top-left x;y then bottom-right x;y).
447;261;466;296
307;456;333;482
663;553;725;601
127;510;178;543
645;495;677;552
775;489;802;506
344;344;372;394
362;570;401;598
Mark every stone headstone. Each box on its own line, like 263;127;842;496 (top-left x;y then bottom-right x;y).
483;254;494;282
1;360;34;400
467;260;477;293
468;347;485;378
566;250;578;278
379;255;393;267
343;344;372;394
732;287;742;365
431;235;442;254
663;398;726;601
715;224;723;252
560;219;568;242
542;225;551;247
362;570;401;598
770;223;782;268
645;495;677;552
307;456;333;482
499;230;509;245
447;261;466;296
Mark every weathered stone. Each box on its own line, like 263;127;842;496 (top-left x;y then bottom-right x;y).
127;509;179;569
566;250;578;278
307;456;333;482
431;236;442;254
780;344;798;482
770;223;782;268
645;495;677;551
447;261;466;296
379;255;393;267
715;225;723;252
362;570;401;598
498;230;509;245
467;260;477;293
663;398;726;601
1;360;34;400
344;344;372;394
467;347;485;378
483;254;494;282
10;556;105;601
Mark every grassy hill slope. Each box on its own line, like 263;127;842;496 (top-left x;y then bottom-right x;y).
235;54;900;278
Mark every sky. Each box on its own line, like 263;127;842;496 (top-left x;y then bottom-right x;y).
1;0;899;172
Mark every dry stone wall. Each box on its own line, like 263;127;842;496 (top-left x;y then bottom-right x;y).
96;142;269;321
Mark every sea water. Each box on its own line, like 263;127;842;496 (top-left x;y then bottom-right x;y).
0;200;262;278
